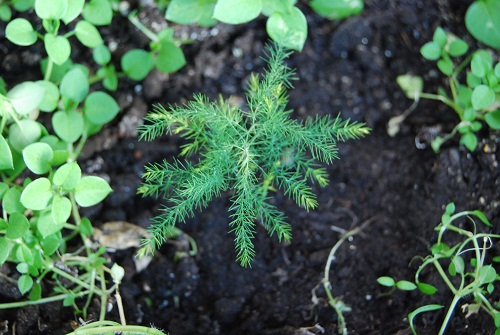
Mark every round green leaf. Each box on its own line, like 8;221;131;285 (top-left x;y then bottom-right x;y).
15;244;33;263
51;195;71;224
0;237;8;265
433;27;448;48
93;44;111;65
62;0;84;24
3;188;25;214
45;34;71;66
460;131;478;151
41;233;61;256
0;5;12;21
448;38;469;57
156;41;186;73
485;110;500;130
8;120;42;152
437;57;453;76
20;178;53;210
83;0;112;26
6;212;30;239
420;41;441;61
37;210;64;238
84;91;119;124
121;49;155;81
60;68;89;103
7;81;46;116
75;20;103;48
471;52;493;77
74;176;112;207
36;80;60;112
6;18;37;46
53;162;82;191
23;142;54;175
479;265;497;284
309;0;363;20
29;282;42;301
0;135;13;170
266;7;307;51
471;85;495;110
35;0;68;19
52;110;84;143
213;0;262;24
18;274;33;294
79;217;93;236
465;0;500;49
396;74;423;100
166;0;216;25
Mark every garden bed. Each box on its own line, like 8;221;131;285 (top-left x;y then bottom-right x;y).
1;0;500;334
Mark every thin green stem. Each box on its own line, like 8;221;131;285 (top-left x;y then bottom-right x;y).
438;293;461;335
128;13;159;42
433;260;458;295
67;324;166;335
44;58;54;82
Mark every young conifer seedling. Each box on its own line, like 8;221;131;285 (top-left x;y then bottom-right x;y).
137;43;370;266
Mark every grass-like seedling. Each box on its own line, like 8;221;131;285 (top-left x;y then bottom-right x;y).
138;43;370;266
378;203;500;335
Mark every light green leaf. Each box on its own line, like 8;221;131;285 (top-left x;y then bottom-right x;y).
29;282;42;301
51;195;71;224
396;74;423;100
6;212;30;239
83;0;112;26
79;217;93;236
74;176;112;207
40;233;60;256
75;20;103;48
110;263;125;283
121;49;155;81
23;142;54;175
396;280;417;291
417;282;438;295
84;91;119;124
0;237;8;265
60;68;89;103
45;34;71;66
2;188;25;214
266;7;307;51
213;0;262;24
18;274;33;294
35;80;59;112
5;18;37;46
8;120;42;152
471;85;495;110
37;210;64;238
420;41;441;61
377;276;395;287
309;0;363;20
7;81;45;116
62;0;84;24
437;57;453;76
166;0;216;25
460;131;478;151
465;0;500;49
35;0;68;19
0;5;12;21
448;38;469;57
485;110;500;130
20;178;53;210
156;41;186;73
53;162;82;191
0;135;13;170
433;27;448;48
12;0;35;12
93;44;111;65
52;110;84;143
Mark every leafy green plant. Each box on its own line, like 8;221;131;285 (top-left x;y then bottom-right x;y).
0;1;166;334
395;0;500;152
378;203;500;335
137;43;370;266
162;0;363;51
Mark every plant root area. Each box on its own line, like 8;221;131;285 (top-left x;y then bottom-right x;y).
1;0;500;334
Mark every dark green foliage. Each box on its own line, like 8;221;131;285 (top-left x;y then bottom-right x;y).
138;43;370;266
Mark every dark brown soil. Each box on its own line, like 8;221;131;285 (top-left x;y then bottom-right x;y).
2;0;500;334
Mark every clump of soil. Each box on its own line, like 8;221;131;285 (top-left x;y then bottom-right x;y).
1;0;500;334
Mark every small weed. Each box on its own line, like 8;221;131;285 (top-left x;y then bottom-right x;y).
378;203;500;335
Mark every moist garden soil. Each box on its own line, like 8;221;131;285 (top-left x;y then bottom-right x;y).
2;0;500;334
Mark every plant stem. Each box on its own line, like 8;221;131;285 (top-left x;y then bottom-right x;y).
128;13;159;43
438;293;461;335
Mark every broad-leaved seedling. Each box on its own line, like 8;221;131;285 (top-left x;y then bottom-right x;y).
379;203;500;335
138;43;370;266
396;1;500;152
